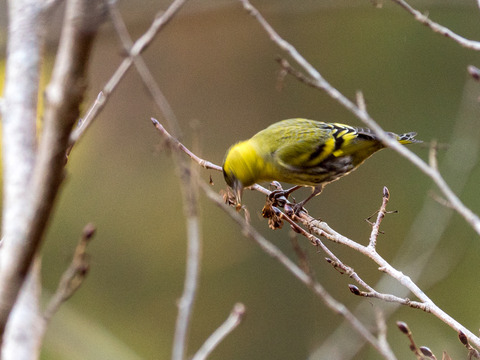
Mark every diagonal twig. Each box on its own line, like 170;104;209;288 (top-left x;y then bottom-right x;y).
191;303;246;360
390;0;480;51
43;223;96;323
106;1;183;139
69;0;190;146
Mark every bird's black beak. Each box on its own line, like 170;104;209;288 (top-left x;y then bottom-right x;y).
232;179;244;209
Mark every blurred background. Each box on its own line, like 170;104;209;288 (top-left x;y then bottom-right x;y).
1;0;480;359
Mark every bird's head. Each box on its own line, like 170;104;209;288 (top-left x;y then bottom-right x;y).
222;141;263;205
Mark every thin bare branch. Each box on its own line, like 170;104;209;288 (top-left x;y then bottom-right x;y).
152;119;222;172
390;0;480;51
459;331;480;358
43;223;95;323
172;212;202;360
375;310;394;359
107;1;182;138
192;303;246;360
397;321;428;359
467;65;480;81
428;140;438;171
348;284;425;310
302;214;480;348
355;90;367;113
69;0;190;146
154;116;205;360
367;187;390;250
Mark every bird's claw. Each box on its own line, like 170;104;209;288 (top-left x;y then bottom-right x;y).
268;189;288;207
284;203;308;217
269;191;307;217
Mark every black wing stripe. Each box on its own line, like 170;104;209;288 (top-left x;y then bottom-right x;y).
308;143;325;161
332;126;356;151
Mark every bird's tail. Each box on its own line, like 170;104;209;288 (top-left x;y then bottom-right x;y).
356;128;422;145
397;132;422;144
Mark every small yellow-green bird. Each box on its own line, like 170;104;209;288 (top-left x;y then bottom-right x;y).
222;118;421;211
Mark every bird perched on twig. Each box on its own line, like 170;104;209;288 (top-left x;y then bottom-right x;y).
222;118;421;213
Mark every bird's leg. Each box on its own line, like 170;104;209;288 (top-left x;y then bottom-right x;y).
292;185;323;215
268;185;302;207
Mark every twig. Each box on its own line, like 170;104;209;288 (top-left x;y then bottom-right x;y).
355;90;367;113
367;187;390;249
459;331;480;359
396;321;432;360
43;223;96;323
396;322;419;357
241;0;480;238
106;1;182;139
171;161;202;360
152;118;222;172
428;140;438;171
467;65;480;82
172;214;201;360
191;303;246;360
69;0;190;146
348;285;425;310
390;0;480;51
302;214;480;348
375;310;394;358
274;205;425;310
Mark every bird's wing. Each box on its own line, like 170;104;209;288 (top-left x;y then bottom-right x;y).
269;122;337;170
270;121;363;170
